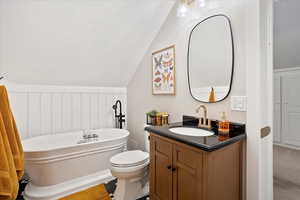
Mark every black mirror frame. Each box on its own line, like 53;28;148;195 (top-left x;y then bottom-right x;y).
187;14;235;103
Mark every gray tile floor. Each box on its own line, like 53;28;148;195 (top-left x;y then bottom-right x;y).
274;145;300;200
18;178;149;200
274;177;300;200
274;145;300;185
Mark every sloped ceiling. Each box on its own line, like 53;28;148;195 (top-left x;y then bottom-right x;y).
0;0;174;86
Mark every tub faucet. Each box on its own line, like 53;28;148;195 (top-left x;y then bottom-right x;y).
78;130;98;144
82;129;98;139
82;129;91;139
112;100;125;129
196;105;211;129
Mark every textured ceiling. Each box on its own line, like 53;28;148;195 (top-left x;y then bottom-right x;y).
0;0;174;86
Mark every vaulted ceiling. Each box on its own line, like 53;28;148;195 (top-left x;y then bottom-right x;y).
0;0;175;86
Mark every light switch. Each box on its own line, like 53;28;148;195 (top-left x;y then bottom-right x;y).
231;96;247;112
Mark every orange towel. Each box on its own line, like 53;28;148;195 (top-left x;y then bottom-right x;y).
0;86;24;200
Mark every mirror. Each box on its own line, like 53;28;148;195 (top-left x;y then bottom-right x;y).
187;15;234;103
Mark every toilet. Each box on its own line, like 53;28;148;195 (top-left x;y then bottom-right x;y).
110;128;150;200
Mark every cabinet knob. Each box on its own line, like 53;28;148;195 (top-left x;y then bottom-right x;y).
172;167;176;172
167;165;172;170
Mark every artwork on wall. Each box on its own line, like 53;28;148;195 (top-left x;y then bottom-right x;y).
152;45;176;95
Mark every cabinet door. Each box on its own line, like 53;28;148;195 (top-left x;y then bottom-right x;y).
172;144;203;200
150;135;173;200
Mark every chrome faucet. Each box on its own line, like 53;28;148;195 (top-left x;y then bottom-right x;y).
82;129;98;139
78;129;98;144
82;129;90;139
196;105;211;129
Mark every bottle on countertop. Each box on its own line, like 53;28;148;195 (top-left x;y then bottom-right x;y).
218;112;230;136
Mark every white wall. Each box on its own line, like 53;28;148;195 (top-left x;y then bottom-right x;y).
127;0;247;150
6;82;126;139
0;0;174;86
274;0;300;69
0;0;173;139
189;15;232;87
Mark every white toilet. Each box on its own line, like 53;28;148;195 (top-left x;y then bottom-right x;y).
110;129;150;200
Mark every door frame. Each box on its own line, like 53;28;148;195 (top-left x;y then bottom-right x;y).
245;0;273;200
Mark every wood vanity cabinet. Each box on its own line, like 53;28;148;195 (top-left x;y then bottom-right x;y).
150;133;243;200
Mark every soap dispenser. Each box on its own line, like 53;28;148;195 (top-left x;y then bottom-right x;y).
218;112;230;136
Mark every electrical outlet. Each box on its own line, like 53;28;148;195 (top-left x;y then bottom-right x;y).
231;96;247;112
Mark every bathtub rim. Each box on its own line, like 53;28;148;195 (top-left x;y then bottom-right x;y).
24;141;127;164
22;128;130;153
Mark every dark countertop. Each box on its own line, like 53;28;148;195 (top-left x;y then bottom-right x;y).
145;122;246;152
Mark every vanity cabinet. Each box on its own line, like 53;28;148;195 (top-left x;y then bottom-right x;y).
150;133;243;200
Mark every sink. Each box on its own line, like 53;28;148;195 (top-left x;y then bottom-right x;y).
169;127;214;137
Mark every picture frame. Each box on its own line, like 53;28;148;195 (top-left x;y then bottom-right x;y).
152;45;176;95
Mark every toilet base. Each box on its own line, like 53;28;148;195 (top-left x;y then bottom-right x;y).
113;177;148;200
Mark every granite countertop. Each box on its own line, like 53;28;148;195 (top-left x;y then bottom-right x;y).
145;120;246;152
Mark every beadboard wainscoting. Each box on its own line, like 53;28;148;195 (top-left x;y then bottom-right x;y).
5;83;127;139
274;67;300;149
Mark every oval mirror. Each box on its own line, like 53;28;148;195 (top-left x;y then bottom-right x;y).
187;15;234;103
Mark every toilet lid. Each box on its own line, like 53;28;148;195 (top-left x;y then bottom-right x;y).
110;150;149;168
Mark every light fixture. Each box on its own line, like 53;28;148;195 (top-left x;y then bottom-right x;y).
177;0;206;17
177;0;194;17
181;0;195;5
177;3;188;17
198;0;206;7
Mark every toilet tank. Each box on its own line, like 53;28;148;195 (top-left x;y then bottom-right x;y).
144;124;150;152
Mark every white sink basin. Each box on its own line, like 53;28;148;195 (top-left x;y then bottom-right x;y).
169;127;214;137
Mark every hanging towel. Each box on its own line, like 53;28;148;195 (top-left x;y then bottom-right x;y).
0;86;24;200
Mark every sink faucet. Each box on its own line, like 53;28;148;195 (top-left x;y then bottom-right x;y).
196;105;211;129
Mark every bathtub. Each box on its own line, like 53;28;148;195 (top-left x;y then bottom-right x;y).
22;128;129;200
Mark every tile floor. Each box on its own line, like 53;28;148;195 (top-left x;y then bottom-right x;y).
17;173;299;200
274;145;300;185
17;178;149;200
274;145;300;200
274;177;300;200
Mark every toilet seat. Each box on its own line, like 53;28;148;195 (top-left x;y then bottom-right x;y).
110;150;149;168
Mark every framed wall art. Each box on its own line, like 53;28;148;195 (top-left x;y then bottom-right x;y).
152;45;176;95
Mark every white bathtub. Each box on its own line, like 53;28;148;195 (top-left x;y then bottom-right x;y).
22;128;129;200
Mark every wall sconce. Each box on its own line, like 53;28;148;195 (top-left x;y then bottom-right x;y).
198;0;206;7
177;0;206;17
181;0;195;5
177;3;188;17
177;0;194;17
182;0;206;7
